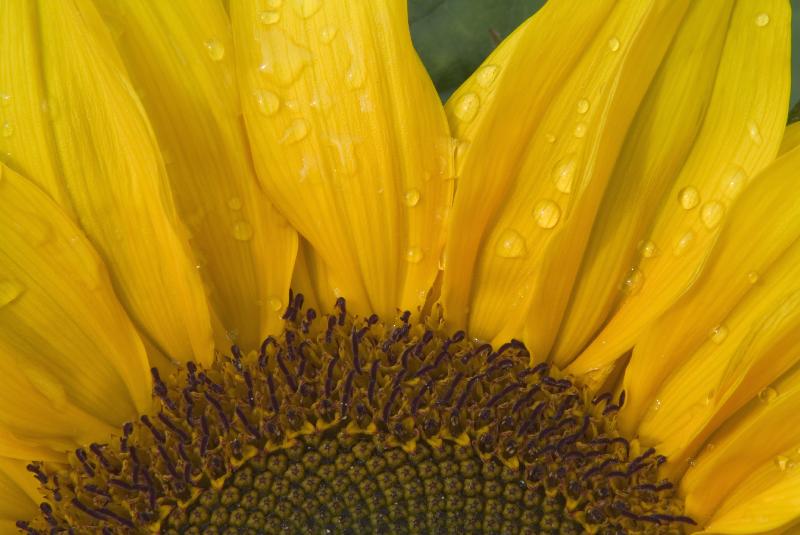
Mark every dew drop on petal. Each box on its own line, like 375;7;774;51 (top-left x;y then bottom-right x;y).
639;240;658;258
710;325;728;344
0;93;10;107
293;0;322;18
700;201;725;229
454;92;480;122
0;279;25;308
232;220;254;241
259;11;281;25
22;365;67;409
533;199;561;229
320;25;338;43
755;13;770;27
673;230;695;256
573;122;587;138
552;156;577;193
622;268;644;295
576;99;590;114
608;37;621;51
758;386;777;403
280;118;309;144
1;121;13;138
204;39;225;61
495;229;527;258
678;186;700;210
476;65;499;88
544;133;556;144
775;455;789;472
254;89;280;116
652;398;662;412
227;197;243;210
403;189;420;207
406;246;423;264
268;297;283;311
747;120;763;145
722;166;747;198
747;271;760;284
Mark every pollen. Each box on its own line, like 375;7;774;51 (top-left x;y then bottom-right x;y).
20;294;694;534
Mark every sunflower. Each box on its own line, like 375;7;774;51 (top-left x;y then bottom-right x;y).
1;0;798;533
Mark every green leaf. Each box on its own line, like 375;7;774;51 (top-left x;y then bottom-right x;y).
409;0;545;100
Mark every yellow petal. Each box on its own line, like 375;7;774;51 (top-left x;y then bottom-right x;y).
0;163;151;460
681;365;800;530
441;0;689;353
0;457;40;530
0;0;71;210
36;0;214;363
618;147;800;438
778;121;800;155
567;0;791;380
232;0;452;318
91;0;298;351
550;0;735;366
291;238;338;314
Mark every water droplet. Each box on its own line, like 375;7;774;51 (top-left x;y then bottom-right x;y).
265;0;283;7
576;99;590;114
293;0;322;18
622;268;644;295
552;156;577;194
454;92;480;122
320;25;338;43
438;249;446;270
254;89;280;116
259;10;280;25
678;186;700;209
775;455;789;472
204;39;225;61
573;122;587;138
233;220;254;241
406;247;423;264
758;387;777;403
532;199;561;229
403;189;420;207
227;197;243;210
1;121;13;138
476;65;499;88
0;280;25;308
687;457;697;468
258;31;311;86
23;365;67;409
280;118;309;144
755;13;770;27
747;120;763;145
639;240;658;258
673;230;695;256
495;229;527;258
544;133;556;144
345;59;365;89
608;37;621;52
326;135;357;175
268;297;283;311
722;167;747;199
652;398;662;412
747;271;760;284
0;93;10;107
710;325;728;344
358;92;373;113
700;201;725;229
703;389;715;405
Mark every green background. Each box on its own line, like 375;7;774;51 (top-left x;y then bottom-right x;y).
409;0;800;115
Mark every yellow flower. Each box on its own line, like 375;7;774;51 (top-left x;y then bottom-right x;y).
0;0;797;533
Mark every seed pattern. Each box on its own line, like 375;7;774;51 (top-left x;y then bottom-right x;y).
20;294;692;534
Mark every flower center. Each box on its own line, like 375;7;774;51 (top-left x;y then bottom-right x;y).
19;294;694;534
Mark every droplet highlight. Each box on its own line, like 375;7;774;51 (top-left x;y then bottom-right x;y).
552;156;577;194
700;201;725;229
673;230;695;256
232;220;254;241
476;65;499;88
403;189;420;207
573;122;587;138
622;268;644;295
532;199;561;229
1;121;13;138
754;13;770;27
607;37;621;52
775;455;789;472
280;118;309;144
639;240;658;258
747;120;763;145
678;186;700;210
454;93;480;123
320;26;338;43
268;297;283;311
710;325;728;344
495;229;527;258
758;386;777;403
259;10;281;25
576;99;590;114
204;39;225;61
254;89;280;116
0;93;10;107
406;247;423;264
747;271;760;284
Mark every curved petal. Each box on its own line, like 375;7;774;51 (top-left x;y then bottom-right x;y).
91;0;298;351
35;0;214;363
567;0;791;381
778;121;800;155
232;0;452;318
0;457;40;530
617;147;800;437
550;0;735;366
0;163;151;460
681;364;800;530
441;0;690;354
